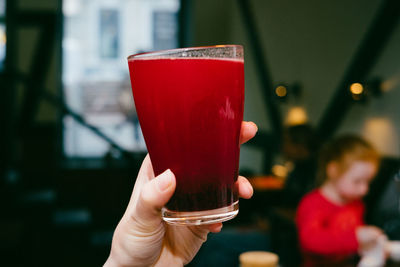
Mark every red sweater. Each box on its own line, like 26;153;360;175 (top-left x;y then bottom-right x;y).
296;189;364;266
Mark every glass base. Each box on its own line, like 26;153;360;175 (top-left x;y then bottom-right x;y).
162;201;239;226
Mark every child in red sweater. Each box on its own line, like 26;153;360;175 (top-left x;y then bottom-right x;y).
296;135;384;266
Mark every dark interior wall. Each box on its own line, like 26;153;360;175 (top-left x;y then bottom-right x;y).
191;0;233;46
191;0;400;172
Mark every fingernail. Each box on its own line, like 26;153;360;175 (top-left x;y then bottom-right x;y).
212;223;223;233
242;182;254;198
157;169;173;192
253;122;258;132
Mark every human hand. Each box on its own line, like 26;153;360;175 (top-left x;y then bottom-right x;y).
104;121;258;267
357;225;386;253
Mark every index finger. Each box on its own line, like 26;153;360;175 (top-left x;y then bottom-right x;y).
239;121;258;145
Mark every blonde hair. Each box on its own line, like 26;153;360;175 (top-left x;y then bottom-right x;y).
317;135;380;184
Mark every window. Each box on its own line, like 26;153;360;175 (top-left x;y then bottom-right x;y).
62;0;180;157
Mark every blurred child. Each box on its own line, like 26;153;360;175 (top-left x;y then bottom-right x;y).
296;135;384;266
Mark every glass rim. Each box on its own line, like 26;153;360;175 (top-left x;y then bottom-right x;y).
127;44;243;61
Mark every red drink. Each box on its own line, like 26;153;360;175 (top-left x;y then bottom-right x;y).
128;46;244;225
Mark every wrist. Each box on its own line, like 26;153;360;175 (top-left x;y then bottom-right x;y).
154;249;184;267
104;255;122;267
104;248;136;267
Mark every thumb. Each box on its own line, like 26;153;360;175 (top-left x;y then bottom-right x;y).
135;169;176;225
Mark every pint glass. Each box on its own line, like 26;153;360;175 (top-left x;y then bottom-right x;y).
128;45;244;225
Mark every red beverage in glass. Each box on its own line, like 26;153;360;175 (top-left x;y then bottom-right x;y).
128;45;244;225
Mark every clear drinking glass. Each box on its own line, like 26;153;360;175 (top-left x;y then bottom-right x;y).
127;45;244;225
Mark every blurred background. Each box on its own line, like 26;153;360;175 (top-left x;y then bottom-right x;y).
1;0;400;266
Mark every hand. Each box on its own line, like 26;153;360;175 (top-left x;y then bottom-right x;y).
356;225;385;252
104;121;258;267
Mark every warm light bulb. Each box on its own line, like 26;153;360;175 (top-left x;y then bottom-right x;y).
363;118;398;156
286;106;308;126
272;164;288;178
275;85;287;97
350;83;364;95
